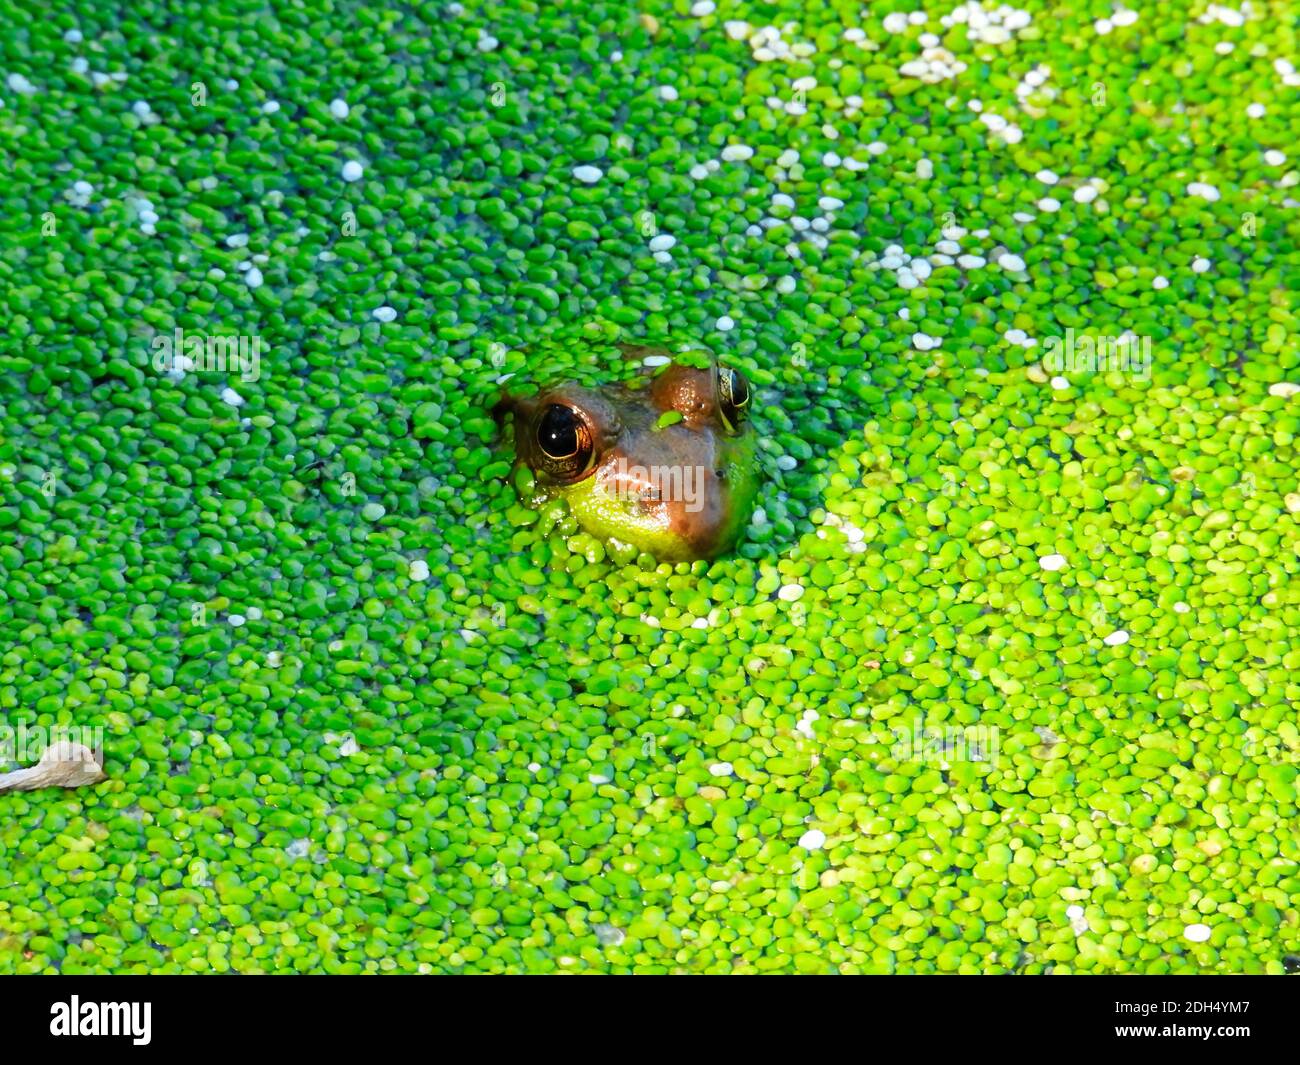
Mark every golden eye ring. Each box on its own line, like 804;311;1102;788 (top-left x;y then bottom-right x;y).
536;403;595;480
717;367;751;433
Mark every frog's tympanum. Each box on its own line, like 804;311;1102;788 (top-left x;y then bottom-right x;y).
496;351;760;561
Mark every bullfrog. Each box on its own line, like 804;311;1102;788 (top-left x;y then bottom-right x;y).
495;347;760;561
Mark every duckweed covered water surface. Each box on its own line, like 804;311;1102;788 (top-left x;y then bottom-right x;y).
1;0;1298;973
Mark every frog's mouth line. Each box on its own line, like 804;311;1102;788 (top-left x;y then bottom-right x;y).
601;456;708;514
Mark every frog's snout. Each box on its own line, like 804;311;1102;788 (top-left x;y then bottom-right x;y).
593;428;759;560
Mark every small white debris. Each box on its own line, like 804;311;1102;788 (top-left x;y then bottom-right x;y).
642;354;670;367
1039;553;1068;572
1104;630;1130;646
658;84;678;101
131;100;151;118
778;583;804;602
329;98;350;119
725;20;751;40
1247;103;1266;118
229;614;247;627
7;73;37;95
1073;185;1098;204
593;923;625;947
690;0;716;14
245;267;264;289
1192;257;1211;273
1173;602;1191;614
341;160;364;182
476;34;499;53
373;305;398;322
1265;149;1286;166
883;12;910;32
1201;4;1246;26
64;28;84;43
912;332;941;351
798;829;827;851
528;762;541;773
1152;275;1169;290
1037;197;1062;213
1184;923;1212;943
226;233;249;248
572;165;603;184
999;253;1026;272
775;276;797;294
1187;181;1221;202
721;144;754;162
409;559;430;581
775;455;798;471
709;762;734;777
716;315;735;331
1267;381;1300;397
220;387;245;407
649;234;676;252
262;100;280;114
1050;375;1070;390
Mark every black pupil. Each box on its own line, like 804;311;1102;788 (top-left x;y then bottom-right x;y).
538;405;579;457
729;372;749;407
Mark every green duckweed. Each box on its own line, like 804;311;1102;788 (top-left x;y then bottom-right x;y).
0;0;1297;976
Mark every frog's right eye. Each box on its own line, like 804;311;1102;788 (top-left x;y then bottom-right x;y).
717;366;751;433
536;404;595;480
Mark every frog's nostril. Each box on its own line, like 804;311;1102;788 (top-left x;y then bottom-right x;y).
714;469;726;481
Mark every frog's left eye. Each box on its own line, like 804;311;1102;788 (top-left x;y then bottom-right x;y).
535;403;595;480
717;367;751;433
